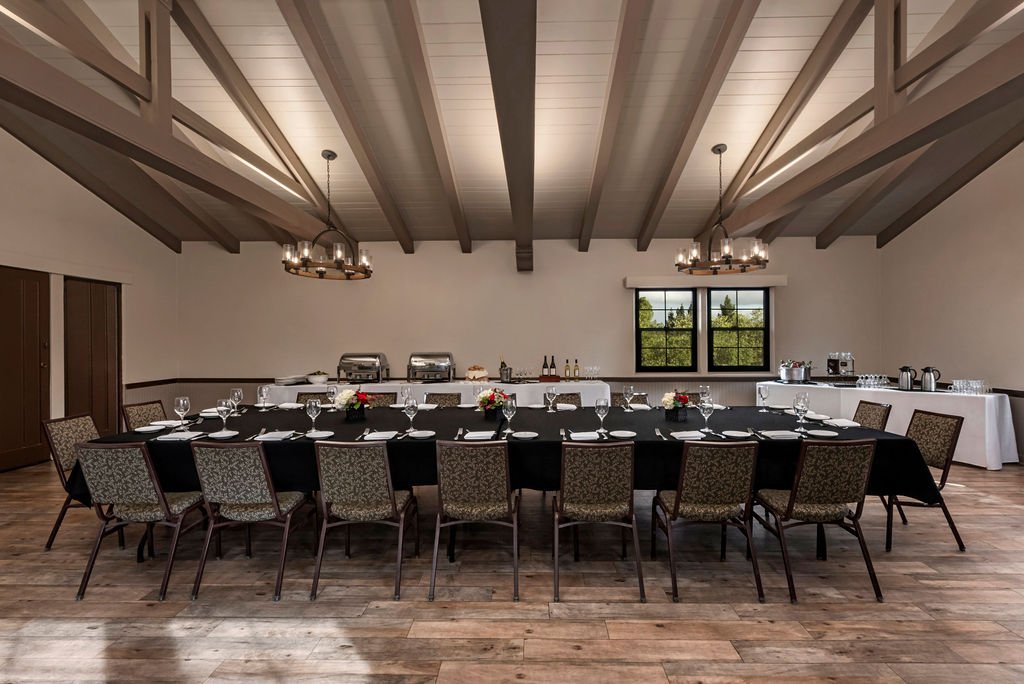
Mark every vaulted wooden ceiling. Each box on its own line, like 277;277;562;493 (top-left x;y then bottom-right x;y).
0;0;1021;270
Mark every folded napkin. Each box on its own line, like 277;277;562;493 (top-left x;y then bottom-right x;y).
556;403;578;411
569;431;600;441
151;419;184;427
418;403;438;411
278;402;304;409
671;431;705;440
824;418;860;428
463;431;496;440
783;409;829;420
364;431;398;441
155;431;205;441
761;430;801;440
255;430;295;442
628;404;652;411
199;408;219;416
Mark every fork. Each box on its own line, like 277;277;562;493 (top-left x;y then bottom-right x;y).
654;428;667;441
355;428;370;441
455;427;464;440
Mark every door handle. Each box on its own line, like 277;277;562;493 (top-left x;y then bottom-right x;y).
40;362;48;368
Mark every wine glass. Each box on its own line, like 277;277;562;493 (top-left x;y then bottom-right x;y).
229;387;243;415
698;385;711;403
257;384;271;411
623;385;636;413
698;400;715;434
502;396;517;436
400;386;412;403
545;386;558;413
325;385;339;411
173;396;190;430
757;385;770;412
305;397;322;434
793;392;810;432
403;396;419;432
595;397;609;434
215;399;232;432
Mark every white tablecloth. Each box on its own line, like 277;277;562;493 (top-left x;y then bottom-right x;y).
267;381;611;407
756;382;1019;470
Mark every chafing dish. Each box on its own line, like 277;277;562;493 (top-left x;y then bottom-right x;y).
408;352;455;382
337;352;390;382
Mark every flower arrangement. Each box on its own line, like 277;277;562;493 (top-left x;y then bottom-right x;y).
779;360;813;368
335;388;369;410
476;388;508;411
661;390;690;409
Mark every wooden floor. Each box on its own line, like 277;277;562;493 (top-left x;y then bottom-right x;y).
2;462;1024;682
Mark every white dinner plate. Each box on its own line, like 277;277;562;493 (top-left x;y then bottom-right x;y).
627;404;652;411
671;431;705;440
524;404;546;409
208;430;239;440
722;430;751;439
135;424;165;433
151;419;184;427
305;430;334;440
609;430;637;439
254;402;276;409
463;431;495;441
457;403;478;409
511;431;538;440
408;430;436;439
807;429;839;438
768;404;790;410
278;402;304;410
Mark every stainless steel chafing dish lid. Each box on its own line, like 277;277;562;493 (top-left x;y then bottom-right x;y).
408;352;454;370
339;352;389;371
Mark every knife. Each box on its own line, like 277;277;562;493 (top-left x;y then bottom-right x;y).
246;427;267;441
455;427;464;440
356;428;370;441
559;428;566;440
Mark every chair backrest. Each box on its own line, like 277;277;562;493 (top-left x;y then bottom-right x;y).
555;392;582;407
192;442;276;509
425;392;461;408
367;392;396;408
435;441;510;517
559;442;635;513
316;442;397;516
76;443;165;514
670;441;758;516
122;401;166;430
610;392;649;408
43;414;99;482
905;409;963;485
295;392;327;404
853;400;892;431
786;439;876;519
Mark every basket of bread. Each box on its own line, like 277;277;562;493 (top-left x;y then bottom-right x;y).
465;364;488;381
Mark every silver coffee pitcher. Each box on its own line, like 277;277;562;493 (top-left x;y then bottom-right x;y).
898;366;917;391
920;366;942;392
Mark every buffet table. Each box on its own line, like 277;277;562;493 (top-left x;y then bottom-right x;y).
755;381;1018;470
266;381;612;407
68;405;940;509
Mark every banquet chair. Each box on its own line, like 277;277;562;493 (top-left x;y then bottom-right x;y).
754;439;881;603
851;400;902;522
610;392;649;408
311;442;419;601
295;392;328;405
884;410;965;552
429;441;519;601
554;392;582;408
190;442;311;601
652;441;764;602
367;392;397;408
75;442;204;601
425;392;461;408
42;414;125;551
122;400;166;430
554;442;644;602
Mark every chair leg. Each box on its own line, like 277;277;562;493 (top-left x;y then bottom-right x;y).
775;521;798;604
939;496;966;552
245;524;252;558
136;528;149;563
428;514;442;601
630;514;646;603
394;514;406;601
816;523;827;561
852;518;884;602
345;525;352;559
664;517;678;602
76;520;109;600
894;496;908;525
884;494;895;552
720;523;728;561
553;514;561;602
45;494;73;551
191;521;217;600
215;529;222;560
744;519;765;603
620;525;627;561
512;510;520;602
272;516;293;601
447;526;457;563
412;502;420;557
158;520;185;601
310;517;330;601
572;525;580;562
650;499;658;560
147;522;156;558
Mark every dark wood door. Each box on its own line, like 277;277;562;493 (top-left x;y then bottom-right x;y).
0;265;50;470
64;278;120;435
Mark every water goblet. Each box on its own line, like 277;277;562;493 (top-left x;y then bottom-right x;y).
305;398;321;434
595;398;609;434
403;396;419;432
757;385;770;412
502;396;517;436
229;387;243;415
173;396;190;430
257;384;271;411
325;385;339;411
698;400;715;433
216;399;232;432
698;385;711;403
623;385;636;412
793;392;810;432
545;386;558;413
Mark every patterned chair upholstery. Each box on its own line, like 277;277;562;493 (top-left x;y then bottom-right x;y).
554;443;644;602
755;439;881;603
191;442;309;601
122;401;166;430
610;392;649;408
430;441;519;601
42;414;101;550
425;392;461;408
853;400;892;431
75;443;203;600
295;392;328;405
653;441;763;602
367;392;397;408
311;442;418;600
883;410;966;552
554;392;582;408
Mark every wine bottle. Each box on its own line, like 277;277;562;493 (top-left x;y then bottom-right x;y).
551;353;557;377
564;358;570;378
573;359;580;379
542;356;549;376
499;354;507;370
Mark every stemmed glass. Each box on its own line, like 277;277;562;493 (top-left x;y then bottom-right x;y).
325;385;339;411
623;385;636;412
595;398;609;434
400;386;412;404
757;385;770;412
545;386;558;413
502;396;517;437
257;384;271;411
698;385;711;403
403;396;419;432
698;400;715;434
305;398;322;434
230;387;243;415
216;399;232;433
793;392;810;432
173;396;190;430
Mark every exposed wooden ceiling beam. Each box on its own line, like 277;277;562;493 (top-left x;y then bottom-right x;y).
722;31;1024;237
389;0;471;254
276;0;415;254
139;166;241;253
757;212;801;244
873;0;902;121
696;0;873;243
578;0;651;252
0;36;328;238
478;0;536;271
633;0;760;252
138;0;171;130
